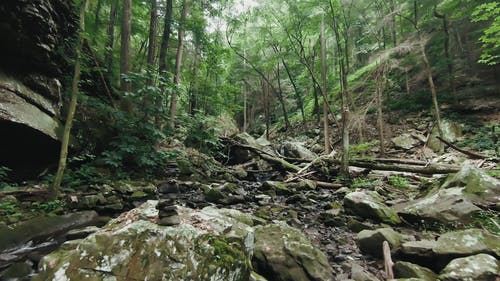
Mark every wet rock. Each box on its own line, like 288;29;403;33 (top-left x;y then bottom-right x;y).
400;240;438;258
263;181;294;196
442;164;500;205
0;211;98;253
393;261;437;281
34;201;253;281
398;187;481;225
438;254;499;281
65;226;100;240
392;134;420;150
350;262;380;281
344;191;401;224
250;271;269;281
0;260;33;280
357;228;403;258
427;119;463;152
281;141;318;161
253;222;334;281
434;228;500;257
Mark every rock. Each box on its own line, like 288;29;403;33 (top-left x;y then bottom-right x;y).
351;262;380;281
65;226;100;240
263;181;294;196
398;187;481;225
400;240;437;258
427;119;463;152
0;0;77;178
250;271;269;281
281;141;318;161
253;222;334;281
434;228;500;257
0;211;98;253
0;260;34;280
392;134;420;150
438;254;499;281
357;228;403;258
442;164;500;205
393;261;437;281
344;191;401;224
34;201;253;281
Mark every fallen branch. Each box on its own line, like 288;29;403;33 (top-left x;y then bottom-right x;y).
436;136;497;161
383;241;394;280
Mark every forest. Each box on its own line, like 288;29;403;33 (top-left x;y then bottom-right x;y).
0;0;499;280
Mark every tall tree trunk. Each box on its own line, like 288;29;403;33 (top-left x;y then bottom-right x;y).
414;0;418;27
168;0;189;129
263;77;270;140
321;18;331;154
120;0;132;92
390;0;397;47
275;63;290;130
420;40;444;152
147;0;157;69
158;0;173;74
189;47;201;115
93;0;103;42
329;1;349;177
376;64;386;157
104;0;119;83
434;9;457;105
282;58;305;123
52;0;87;197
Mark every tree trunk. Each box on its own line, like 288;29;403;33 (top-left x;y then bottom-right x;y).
376;65;386;157
168;0;189;129
158;0;173;74
93;0;103;41
321;18;331;154
120;0;132;92
189;47;201;115
275;62;290;130
282;58;305;122
52;0;87;197
147;0;157;68
434;9;457;105
420;40;444;152
263;77;270;140
104;0;119;83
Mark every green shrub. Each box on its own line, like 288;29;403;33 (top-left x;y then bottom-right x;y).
388;175;409;188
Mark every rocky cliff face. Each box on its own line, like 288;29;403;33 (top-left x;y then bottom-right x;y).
0;0;76;178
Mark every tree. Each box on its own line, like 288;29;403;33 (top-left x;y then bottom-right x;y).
158;0;173;74
169;0;190;129
120;0;132;92
52;0;87;196
472;2;500;65
104;0;119;83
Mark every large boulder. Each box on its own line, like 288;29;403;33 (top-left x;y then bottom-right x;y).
34;201;253;281
0;0;76;178
393;261;437;281
392;134;420;150
441;164;500;205
398;187;481;225
253;222;334;281
281;141;318;161
357;228;404;258
344;191;401;224
427;119;463;152
438;254;499;281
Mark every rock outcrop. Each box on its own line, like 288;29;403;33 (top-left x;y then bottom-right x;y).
34;201;254;281
0;0;76;177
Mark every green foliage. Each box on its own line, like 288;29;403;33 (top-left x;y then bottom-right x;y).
456;124;498;152
351;177;375;188
387;89;433;112
0;202;18;216
388;175;410;189
350;141;379;156
76;70;177;177
31;200;67;213
183;113;222;157
0;166;11;180
472;2;500;65
471;209;500;235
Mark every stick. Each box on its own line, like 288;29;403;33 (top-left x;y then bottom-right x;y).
436;136;497;161
383;241;394;280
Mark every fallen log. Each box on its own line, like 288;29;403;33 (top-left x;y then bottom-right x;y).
321;158;461;175
436;136;498;161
